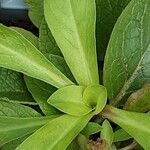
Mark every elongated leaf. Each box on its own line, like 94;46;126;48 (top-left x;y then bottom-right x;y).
11;27;38;47
0;115;57;146
104;0;150;104
0;68;33;102
16;114;92;150
0;25;73;88
0;100;40;117
103;105;150;149
83;85;107;114
124;84;150;112
101;120;114;146
96;0;131;60
25;54;75;115
44;0;99;86
1;135;29;150
114;129;132;142
24;0;44;28
48;85;92;116
81;122;102;136
39;19;61;56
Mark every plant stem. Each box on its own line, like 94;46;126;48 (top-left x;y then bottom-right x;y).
118;141;138;150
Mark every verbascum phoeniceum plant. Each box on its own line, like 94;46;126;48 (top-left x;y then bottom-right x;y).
0;0;150;149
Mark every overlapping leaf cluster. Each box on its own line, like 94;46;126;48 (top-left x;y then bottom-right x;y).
0;0;149;149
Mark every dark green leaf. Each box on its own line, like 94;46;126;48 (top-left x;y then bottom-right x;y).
39;19;61;56
124;84;150;112
96;0;131;60
0;68;33;103
44;0;99;86
103;105;150;149
16;114;92;150
24;0;44;28
104;0;150;104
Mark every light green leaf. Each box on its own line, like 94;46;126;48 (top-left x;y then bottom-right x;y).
114;129;132;142
16;114;92;150
101;120;114;146
0;68;33;103
0;100;40;117
39;19;61;56
96;0;131;60
83;85;107;114
0;24;73;88
24;0;44;28
103;105;150;149
24;54;75;115
81;122;102;136
104;0;150;104
124;84;150;112
0;115;57;146
11;27;38;47
48;85;92;116
44;0;99;86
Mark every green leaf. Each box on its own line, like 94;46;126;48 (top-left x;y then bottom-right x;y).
0;100;40;117
24;76;59;115
81;122;102;136
24;0;44;28
96;0;131;60
0;68;33;103
83;85;107;114
0;24;73;88
44;0;99;86
104;0;150;104
1;135;30;150
11;27;38;47
103;105;150;149
16;114;92;150
0;115;57;146
24;54;75;115
101;120;114;146
39;19;61;56
124;84;150;112
48;85;92;116
114;129;132;142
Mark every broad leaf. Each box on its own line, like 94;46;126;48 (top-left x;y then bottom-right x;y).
83;85;107;114
25;54;75;115
0;68;33;103
0;100;40;117
0;115;57;146
101;120;114;146
96;0;131;60
124;84;150;112
103;105;150;149
104;0;150;104
24;0;44;28
113;129;132;142
16;114;92;150
0;25;73;88
48;85;92;116
11;27;38;47
44;0;99;86
81;122;102;136
39;19;61;56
